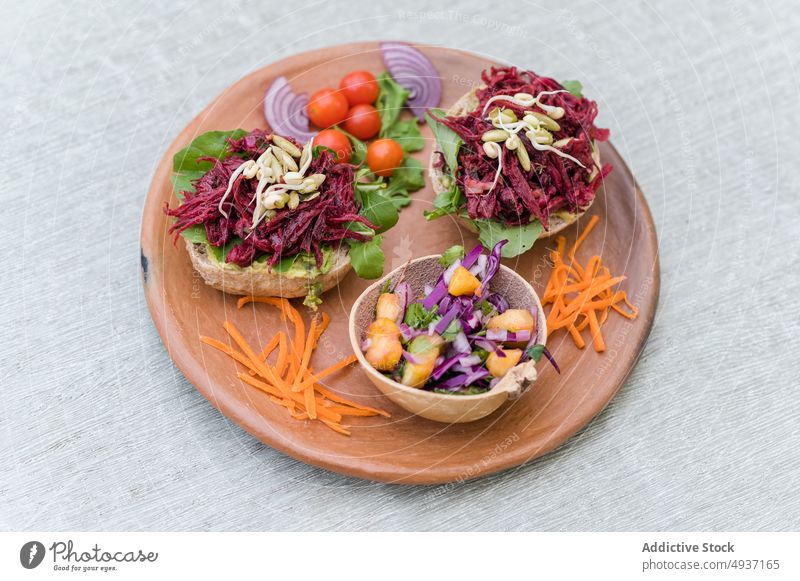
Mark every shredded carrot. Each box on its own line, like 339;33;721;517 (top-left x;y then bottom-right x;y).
293;317;317;391
237;296;290;320
200;299;388;436
293;355;357;392
541;216;639;352
223;321;293;399
257;333;282;362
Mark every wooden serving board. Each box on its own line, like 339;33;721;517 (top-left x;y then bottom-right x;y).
141;42;659;484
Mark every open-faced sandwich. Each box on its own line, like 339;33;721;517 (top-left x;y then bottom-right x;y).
425;67;612;257
165;129;404;308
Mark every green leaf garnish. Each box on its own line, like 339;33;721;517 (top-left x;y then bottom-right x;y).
424;181;464;221
561;80;583;98
383;118;424;153
179;224;209;244
206;236;242;263
439;245;465;267
404;303;439;328
172;129;248;173
336;128;368;165
383;156;425;209
355;188;399;233
526;344;545;362
425;108;463;173
171;129;247;198
348;235;385;279
376;72;410;137
473;219;543;258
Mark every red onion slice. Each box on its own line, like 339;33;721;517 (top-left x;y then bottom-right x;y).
380;42;442;121
263;76;316;142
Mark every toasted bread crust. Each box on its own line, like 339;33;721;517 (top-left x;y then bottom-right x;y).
185;239;352;297
428;87;595;239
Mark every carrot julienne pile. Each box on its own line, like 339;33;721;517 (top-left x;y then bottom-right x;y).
542;216;639;352
199;296;389;436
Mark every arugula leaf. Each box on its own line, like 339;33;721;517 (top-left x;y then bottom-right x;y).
344;220;376;236
425;108;462;173
424;181;463;220
473;219;543;258
172;129;247;174
383;156;425;209
206;236;242;263
171;172;202;200
272;248;334;275
561;80;583;98
171;129;247;199
180;224;209;244
376;72;410;137
439;245;465;267
404;303;439;328
271;254;299;273
526;344;545;362
383;118;424;153
348;235;385;279
336;127;368;165
355;188;399;233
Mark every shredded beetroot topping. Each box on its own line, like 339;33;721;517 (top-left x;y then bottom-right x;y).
439;67;612;230
164;129;374;267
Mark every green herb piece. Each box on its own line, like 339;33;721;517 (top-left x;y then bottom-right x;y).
179;224;209;244
383;156;425;209
438;245;465;267
440;319;462;341
172;129;248;173
355;188;399;233
477;300;496;317
404;303;439;328
206;236;242;263
348;235;385;279
526;344;545;362
473;218;543;258
336;128;368;165
425;108;463;173
561;80;583;98
171;129;247;198
424;181;464;221
376;72;410;137
383;118;424;153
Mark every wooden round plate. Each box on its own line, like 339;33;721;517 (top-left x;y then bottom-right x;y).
141;42;659;484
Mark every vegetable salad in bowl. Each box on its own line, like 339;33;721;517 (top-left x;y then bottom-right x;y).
359;242;557;395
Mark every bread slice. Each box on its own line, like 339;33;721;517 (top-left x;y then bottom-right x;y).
185;239;352;297
428;87;600;238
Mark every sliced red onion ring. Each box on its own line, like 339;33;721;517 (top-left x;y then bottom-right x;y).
380;42;442;121
263;76;316;142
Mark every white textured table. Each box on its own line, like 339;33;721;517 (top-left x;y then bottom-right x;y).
2;0;799;531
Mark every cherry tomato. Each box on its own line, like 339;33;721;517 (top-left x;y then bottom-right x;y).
339;70;379;106
313;129;352;163
366;138;404;177
307;88;349;128
343;104;381;140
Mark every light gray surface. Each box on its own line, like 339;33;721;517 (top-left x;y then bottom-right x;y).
1;0;799;531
